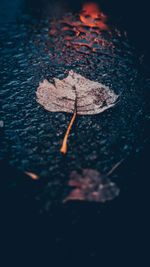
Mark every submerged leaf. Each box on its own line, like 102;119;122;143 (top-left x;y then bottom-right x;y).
64;169;120;203
36;70;118;115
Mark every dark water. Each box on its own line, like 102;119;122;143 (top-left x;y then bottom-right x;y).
0;0;149;265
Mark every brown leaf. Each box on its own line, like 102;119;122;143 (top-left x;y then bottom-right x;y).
64;169;120;203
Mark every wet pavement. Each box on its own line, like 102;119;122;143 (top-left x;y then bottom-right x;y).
0;0;149;265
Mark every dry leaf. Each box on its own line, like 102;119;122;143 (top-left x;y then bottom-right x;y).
64;169;120;203
36;70;118;115
36;70;118;154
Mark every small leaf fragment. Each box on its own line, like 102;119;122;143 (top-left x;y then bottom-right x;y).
25;172;39;180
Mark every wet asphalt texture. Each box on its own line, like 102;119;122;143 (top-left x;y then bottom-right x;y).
0;0;150;266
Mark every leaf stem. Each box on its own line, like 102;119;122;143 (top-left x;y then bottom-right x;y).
60;111;77;154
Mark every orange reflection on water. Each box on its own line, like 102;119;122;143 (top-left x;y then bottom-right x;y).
80;2;108;29
49;2;111;54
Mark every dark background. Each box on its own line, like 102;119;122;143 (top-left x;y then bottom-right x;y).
0;0;150;266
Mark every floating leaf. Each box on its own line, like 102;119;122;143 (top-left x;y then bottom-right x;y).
36;70;118;115
36;70;118;153
64;169;120;203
